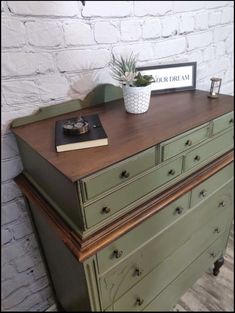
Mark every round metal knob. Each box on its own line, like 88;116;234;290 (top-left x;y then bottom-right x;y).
102;206;111;214
113;249;123;259
194;155;201;161
210;252;216;258
185;139;192;146
168;169;176;176
219;201;226;208
229;118;234;124
136;297;144;306
175;207;183;215
135;267;143;277
214;227;220;234
200;189;207;198
120;170;130;179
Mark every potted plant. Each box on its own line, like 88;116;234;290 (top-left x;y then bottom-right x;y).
110;54;155;114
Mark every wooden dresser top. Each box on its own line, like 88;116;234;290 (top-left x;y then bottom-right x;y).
12;90;234;182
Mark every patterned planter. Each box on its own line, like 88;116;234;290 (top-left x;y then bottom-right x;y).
122;85;151;114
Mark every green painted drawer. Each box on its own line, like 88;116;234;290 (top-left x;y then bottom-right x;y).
184;128;233;171
190;162;234;208
81;147;155;201
160;123;209;161
84;157;183;229
97;176;233;275
143;236;224;312
96;192;189;274
104;209;228;312
213;111;234;135
100;189;231;310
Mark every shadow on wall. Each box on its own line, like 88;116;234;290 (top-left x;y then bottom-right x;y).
67;69;117;100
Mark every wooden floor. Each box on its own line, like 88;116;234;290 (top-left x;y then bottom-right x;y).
175;227;234;312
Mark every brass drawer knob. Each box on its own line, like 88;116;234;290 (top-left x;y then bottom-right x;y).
175;206;183;215
120;170;130;179
136;297;144;306
214;227;220;234
168;169;176;176
229;118;234;124
135;267;143;276
113;249;123;259
210;252;216;258
200;189;207;198
219;201;226;207
194;155;201;161
102;206;111;214
185;139;192;146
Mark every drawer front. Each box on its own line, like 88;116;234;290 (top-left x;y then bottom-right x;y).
81;147;155;201
143;236;224;312
100;191;231;310
97;176;233;275
184;128;233;171
84;157;183;228
190;162;234;207
96;193;189;274
213;111;234;135
160;123;209;161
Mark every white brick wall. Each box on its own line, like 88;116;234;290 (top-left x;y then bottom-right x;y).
1;1;234;311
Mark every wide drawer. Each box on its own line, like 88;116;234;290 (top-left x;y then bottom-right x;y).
143;236;224;312
100;189;231;310
160;123;209;161
96;192;189;274
190;162;234;208
81;147;156;201
213;111;234;135
84;157;183;228
184;128;233;171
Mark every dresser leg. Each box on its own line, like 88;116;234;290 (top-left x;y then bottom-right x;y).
213;256;224;276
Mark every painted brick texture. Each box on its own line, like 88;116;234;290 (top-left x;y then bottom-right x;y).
1;1;234;311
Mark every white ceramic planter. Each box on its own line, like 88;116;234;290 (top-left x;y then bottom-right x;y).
122;85;152;114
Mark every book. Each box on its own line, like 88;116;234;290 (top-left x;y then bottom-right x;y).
55;114;108;152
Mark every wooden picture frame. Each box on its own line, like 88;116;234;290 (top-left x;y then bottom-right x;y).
137;62;197;94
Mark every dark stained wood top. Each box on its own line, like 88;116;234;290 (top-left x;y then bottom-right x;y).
15;151;234;262
12;90;234;182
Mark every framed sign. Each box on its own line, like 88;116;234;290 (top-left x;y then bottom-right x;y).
137;62;197;94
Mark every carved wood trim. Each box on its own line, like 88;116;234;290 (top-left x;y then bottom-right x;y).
15;151;234;262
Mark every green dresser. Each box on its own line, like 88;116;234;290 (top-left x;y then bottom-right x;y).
12;89;234;311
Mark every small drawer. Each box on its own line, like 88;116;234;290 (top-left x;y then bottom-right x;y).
81;147;155;201
104;205;229;312
96;192;189;274
190;162;234;208
100;192;230;309
184;128;234;172
160;123;209;161
213;111;234;135
84;157;183;228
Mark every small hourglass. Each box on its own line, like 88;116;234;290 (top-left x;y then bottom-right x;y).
208;77;222;99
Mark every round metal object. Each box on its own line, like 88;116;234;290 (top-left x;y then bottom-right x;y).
63;117;89;135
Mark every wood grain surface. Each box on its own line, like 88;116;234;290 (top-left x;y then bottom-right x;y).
12;90;234;181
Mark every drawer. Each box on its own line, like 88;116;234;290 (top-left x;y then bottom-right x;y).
184;128;234;171
160;123;209;161
81;147;155;201
97;177;233;275
190;162;234;208
213;111;234;135
100;193;230;310
143;236;224;312
84;157;183;228
96;192;190;274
